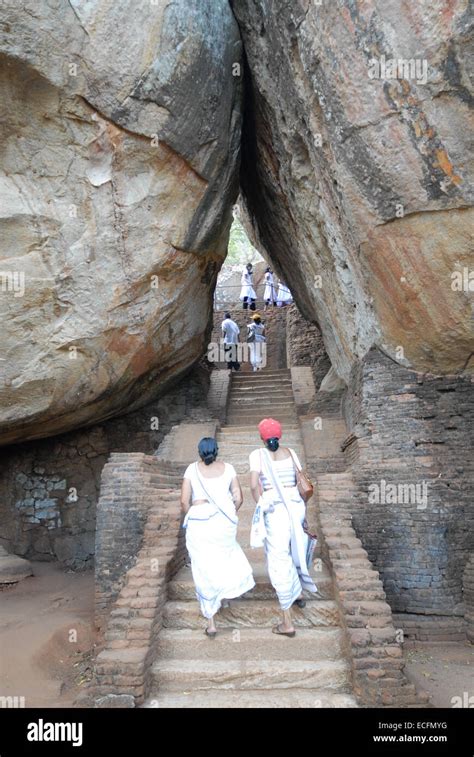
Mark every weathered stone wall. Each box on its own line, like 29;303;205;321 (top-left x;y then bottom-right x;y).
342;348;474;621
0;367;210;568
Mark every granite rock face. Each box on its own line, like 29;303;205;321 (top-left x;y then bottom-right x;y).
0;0;242;444
233;0;473;381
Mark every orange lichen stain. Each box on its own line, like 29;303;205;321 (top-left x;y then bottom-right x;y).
105;122;123;151
129;344;155;377
434;148;462;185
107;332;139;357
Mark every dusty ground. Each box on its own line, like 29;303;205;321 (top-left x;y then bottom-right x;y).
403;641;474;708
0;562;95;708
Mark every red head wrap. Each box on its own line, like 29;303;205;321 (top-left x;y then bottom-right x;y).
258;418;282;441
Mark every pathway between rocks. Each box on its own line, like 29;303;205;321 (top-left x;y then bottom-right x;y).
143;368;357;707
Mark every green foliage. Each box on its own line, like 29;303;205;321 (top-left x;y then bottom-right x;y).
226;214;263;264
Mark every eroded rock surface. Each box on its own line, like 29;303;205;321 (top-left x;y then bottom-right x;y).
0;0;242;444
233;0;473;379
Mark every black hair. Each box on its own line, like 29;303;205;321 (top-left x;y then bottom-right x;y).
224;312;231;319
253;316;261;324
265;266;271;272
266;437;280;452
198;437;218;465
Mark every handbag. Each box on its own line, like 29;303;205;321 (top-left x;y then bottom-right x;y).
288;449;314;502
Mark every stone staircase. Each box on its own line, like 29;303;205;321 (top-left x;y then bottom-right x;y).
143;368;358;707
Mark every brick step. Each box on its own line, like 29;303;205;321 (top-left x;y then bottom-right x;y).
149;475;183;485
216;444;304;456
217;439;302;449
168;564;333;601
230;379;292;388
228;385;293;394
143;688;357;708
228;398;295;407
227;404;296;412
227;406;295;415
232;369;291;378
226;415;298;425
218;427;300;435
151;657;351;692
307;460;348;474
154;626;344;660
163;600;340;629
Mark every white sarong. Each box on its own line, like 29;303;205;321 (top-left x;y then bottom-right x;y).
184;503;255;618
276;283;293;306
252;451;317;610
240;271;256;301
263;273;275;302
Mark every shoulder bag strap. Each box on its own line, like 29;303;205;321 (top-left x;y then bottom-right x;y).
287;448;301;472
194;463;237;525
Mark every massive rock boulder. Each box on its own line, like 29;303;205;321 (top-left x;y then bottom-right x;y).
233;0;473;380
0;0;242;445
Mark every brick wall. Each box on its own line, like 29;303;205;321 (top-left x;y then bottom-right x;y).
312;471;427;706
342;347;474;632
463;555;474;644
88;453;186;707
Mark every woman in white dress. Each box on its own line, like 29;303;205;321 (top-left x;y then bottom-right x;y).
276;280;293;307
240;262;257;310
181;437;255;637
249;418;317;637
263;267;275;310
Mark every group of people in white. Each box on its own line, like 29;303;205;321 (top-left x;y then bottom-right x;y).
219;263;293;373
221;311;266;373
240;263;293;310
180;418;317;638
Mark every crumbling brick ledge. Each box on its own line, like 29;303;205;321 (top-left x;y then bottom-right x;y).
314;471;430;708
78;453;186;708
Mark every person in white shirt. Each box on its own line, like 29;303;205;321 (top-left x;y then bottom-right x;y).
246;313;266;372
263;267;276;310
249;418;317;637
181;437;255;637
240;263;257;310
221;312;241;373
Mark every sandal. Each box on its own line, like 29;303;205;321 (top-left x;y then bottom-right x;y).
205;628;217;639
272;624;296;638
